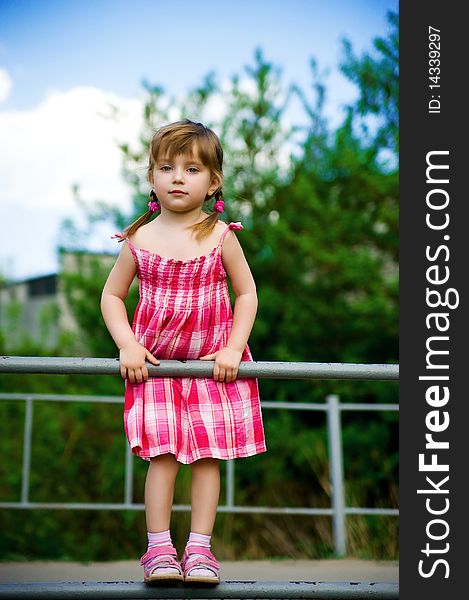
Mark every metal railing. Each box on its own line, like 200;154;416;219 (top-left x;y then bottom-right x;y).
0;356;399;557
0;356;398;380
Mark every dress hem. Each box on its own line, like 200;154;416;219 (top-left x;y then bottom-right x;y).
130;444;267;464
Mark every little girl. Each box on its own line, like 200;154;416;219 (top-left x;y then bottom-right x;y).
101;119;266;585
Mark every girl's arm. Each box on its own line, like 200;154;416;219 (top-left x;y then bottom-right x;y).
100;243;159;383
200;230;258;383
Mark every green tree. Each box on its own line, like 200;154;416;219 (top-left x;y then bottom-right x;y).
340;10;398;156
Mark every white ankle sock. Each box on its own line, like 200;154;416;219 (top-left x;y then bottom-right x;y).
187;531;211;549
185;532;216;578
147;529;173;549
146;530;179;575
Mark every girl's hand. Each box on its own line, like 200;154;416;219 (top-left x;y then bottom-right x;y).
119;342;160;383
200;347;243;383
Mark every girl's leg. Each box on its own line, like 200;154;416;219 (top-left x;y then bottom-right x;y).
181;458;221;581
145;453;181;532
141;453;183;580
189;458;220;534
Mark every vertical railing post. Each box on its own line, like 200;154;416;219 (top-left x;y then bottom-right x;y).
326;394;346;556
21;397;33;505
226;460;235;508
124;443;134;506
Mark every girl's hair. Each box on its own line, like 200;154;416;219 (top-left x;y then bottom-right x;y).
123;119;223;241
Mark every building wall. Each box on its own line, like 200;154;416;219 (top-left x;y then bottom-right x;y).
0;251;117;351
0;275;60;349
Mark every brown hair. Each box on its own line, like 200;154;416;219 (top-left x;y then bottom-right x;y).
122;119;223;240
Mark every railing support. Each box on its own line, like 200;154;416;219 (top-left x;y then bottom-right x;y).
226;460;235;508
20;397;33;505
327;394;346;557
124;443;133;505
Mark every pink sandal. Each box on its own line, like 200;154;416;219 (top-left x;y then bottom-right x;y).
181;545;220;584
140;545;184;583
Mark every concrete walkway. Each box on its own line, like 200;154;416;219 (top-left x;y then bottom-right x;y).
0;559;398;584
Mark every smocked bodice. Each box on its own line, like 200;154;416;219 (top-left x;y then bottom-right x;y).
126;242;230;311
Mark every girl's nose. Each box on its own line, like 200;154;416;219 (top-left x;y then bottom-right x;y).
173;167;185;182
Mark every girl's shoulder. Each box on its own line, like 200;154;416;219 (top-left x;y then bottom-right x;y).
202;219;229;243
218;221;245;258
129;220;157;245
215;219;228;234
192;219;227;250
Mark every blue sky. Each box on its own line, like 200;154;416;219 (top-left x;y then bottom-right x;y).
0;0;398;279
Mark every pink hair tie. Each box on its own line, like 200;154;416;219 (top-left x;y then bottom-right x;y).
213;200;224;212
148;200;160;213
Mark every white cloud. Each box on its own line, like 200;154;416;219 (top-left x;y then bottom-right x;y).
0;67;13;103
0;86;144;280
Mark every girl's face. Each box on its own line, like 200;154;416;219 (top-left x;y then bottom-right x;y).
150;149;220;215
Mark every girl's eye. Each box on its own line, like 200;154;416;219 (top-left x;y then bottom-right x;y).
160;165;172;172
187;167;199;173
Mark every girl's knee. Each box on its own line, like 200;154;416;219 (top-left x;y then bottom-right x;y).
149;453;181;470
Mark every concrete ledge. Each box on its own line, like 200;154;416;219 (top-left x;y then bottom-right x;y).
0;580;399;600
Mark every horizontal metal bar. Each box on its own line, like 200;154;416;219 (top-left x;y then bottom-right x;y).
0;501;397;516
0;580;399;599
0;395;399;412
0;356;399;380
339;404;399;411
0;393;123;403
262;402;399;412
262;401;329;410
345;508;399;516
0;502;144;511
0;502;334;515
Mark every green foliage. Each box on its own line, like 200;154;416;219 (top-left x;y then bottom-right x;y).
0;12;399;561
340;11;398;156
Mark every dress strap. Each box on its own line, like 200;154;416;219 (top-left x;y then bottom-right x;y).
112;232;137;249
111;232;126;243
111;232;138;260
218;222;243;247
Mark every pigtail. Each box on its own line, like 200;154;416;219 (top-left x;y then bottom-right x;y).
120;190;160;240
190;189;223;241
191;211;219;241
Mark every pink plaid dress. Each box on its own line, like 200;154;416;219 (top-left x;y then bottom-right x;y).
122;221;266;464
